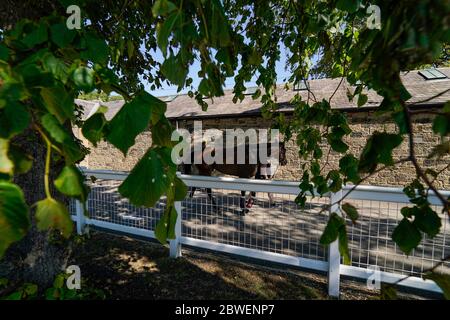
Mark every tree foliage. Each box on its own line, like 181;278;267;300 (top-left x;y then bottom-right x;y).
0;0;449;296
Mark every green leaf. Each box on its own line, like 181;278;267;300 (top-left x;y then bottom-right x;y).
151;117;174;147
152;0;177;17
72;67;95;93
22;22;48;48
428;141;450;159
23;283;38;296
0;138;14;176
424;272;450;299
392;218;422;255
0;182;30;258
198;78;211;97
392;111;408;135
15;64;54;88
320;212;350;264
336;0;360;13
327;170;342;192
155;205;178;243
53;274;65;289
81;32;109;65
320;212;345;245
41;113;70;144
0;102;30;139
41;114;83;164
0;44;10;61
432;115;450;136
295;193;307;208
173;176;188;201
399;84;412;101
107;91;166;155
82;112;107;147
50;23;76;48
338;225;351;265
357;94;368;107
327;127;349;153
157;12;180;56
413;206;441;238
127;40;135;58
358;132;403;173
118;147;176;207
443;101;450;114
400;206;415;218
339;154;360;183
161;54;188;87
329;138;349;153
342;203;358;224
210;0;231;46
40;86;74;124
35;198;73;238
5;291;23;300
42;53;69;84
248;49;262;66
8;144;33;175
311;161;320;176
54;165;89;201
0;80;26;105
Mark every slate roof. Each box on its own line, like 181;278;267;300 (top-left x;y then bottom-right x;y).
76;67;450;121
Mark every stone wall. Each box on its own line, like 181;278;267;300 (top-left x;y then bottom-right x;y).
76;109;450;189
74;129;151;172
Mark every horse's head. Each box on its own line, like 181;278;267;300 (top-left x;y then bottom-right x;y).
279;141;288;166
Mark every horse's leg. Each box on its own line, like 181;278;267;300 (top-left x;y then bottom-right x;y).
207;188;216;205
189;186;197;198
244;165;259;209
246;191;256;208
268;192;275;206
240;190;248;214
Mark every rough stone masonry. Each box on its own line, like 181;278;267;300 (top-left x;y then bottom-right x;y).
74;68;450;189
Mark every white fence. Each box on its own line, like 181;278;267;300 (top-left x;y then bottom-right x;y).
71;168;450;297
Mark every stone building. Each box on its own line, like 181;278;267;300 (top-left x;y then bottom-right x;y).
74;67;450;189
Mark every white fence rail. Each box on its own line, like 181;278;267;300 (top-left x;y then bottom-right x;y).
72;168;450;297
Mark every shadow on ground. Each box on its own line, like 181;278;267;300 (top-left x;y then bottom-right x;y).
70;231;385;300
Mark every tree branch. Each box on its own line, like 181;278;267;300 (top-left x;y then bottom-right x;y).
403;104;450;216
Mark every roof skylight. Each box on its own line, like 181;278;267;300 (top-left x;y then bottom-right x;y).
418;68;447;80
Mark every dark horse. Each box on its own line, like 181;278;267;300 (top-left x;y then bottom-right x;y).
182;141;287;214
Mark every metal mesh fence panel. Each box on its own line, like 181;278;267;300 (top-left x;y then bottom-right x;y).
344;198;449;277
182;187;329;261
70;173;450;280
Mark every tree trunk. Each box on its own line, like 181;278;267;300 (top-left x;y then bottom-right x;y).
0;0;73;292
0;128;72;290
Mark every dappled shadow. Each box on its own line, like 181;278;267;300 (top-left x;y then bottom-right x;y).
80;180;450;278
181;188;329;261
343;199;450;277
70;232;339;299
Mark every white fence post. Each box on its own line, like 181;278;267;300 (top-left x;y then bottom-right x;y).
75;200;86;235
169;200;182;258
328;190;343;298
